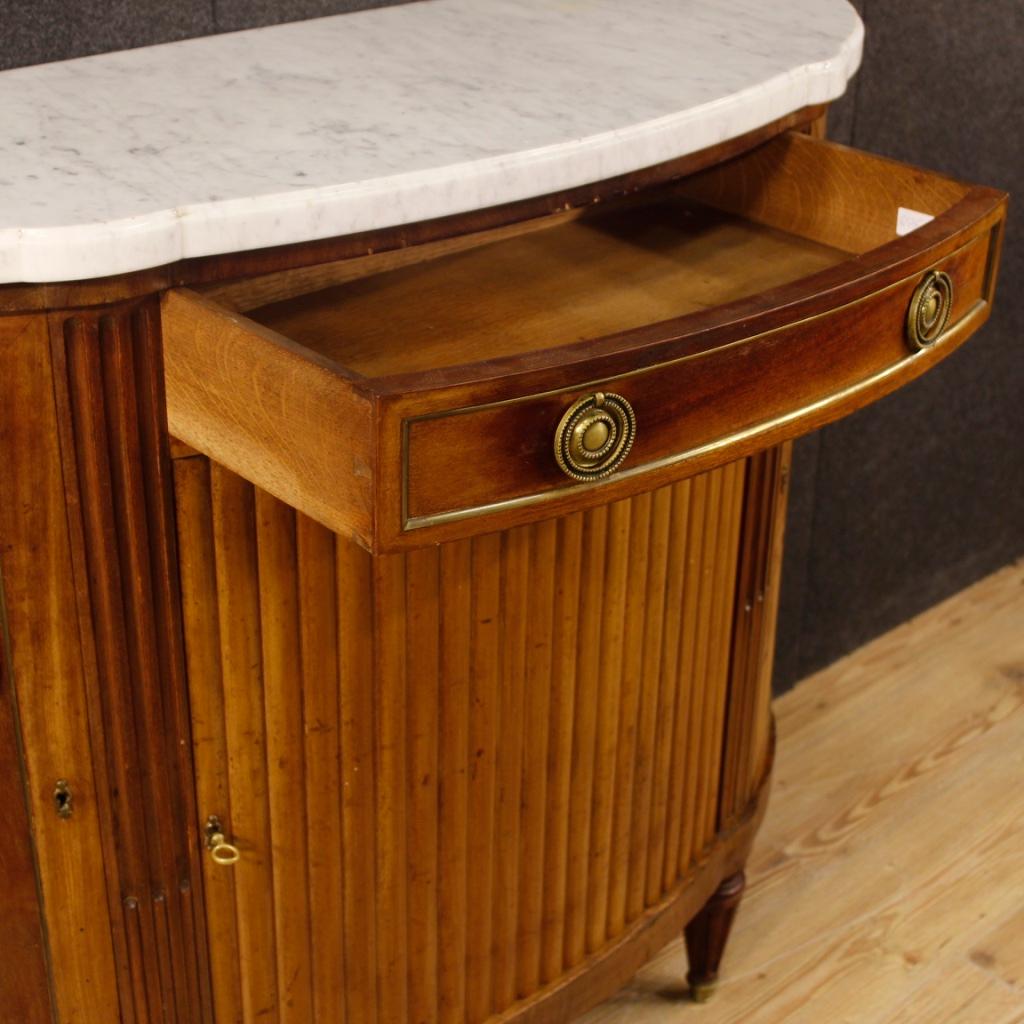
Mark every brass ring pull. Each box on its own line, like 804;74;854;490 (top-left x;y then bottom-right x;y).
554;391;636;481
906;269;953;350
204;815;241;866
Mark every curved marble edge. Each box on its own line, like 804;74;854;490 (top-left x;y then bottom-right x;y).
0;2;862;284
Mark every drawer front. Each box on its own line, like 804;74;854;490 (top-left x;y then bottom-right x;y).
401;227;995;539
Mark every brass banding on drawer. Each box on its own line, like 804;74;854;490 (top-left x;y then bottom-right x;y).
401;232;995;534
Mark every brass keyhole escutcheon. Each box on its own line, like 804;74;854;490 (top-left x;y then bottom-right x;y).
906;269;953;350
554;391;636;482
54;779;72;819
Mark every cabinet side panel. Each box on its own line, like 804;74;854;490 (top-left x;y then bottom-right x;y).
0;313;121;1023
0;574;54;1023
750;442;792;786
55;302;213;1023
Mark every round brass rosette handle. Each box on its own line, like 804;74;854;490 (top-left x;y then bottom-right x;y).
906;269;953;350
554;391;636;482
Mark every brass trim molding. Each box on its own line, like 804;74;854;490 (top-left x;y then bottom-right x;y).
401;300;986;533
399;234;988;534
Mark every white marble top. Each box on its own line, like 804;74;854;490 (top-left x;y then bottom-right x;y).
0;0;862;284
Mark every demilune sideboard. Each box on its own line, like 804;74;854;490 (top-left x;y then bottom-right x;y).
0;1;1006;1022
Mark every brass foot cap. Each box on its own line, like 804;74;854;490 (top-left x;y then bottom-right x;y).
689;980;716;1003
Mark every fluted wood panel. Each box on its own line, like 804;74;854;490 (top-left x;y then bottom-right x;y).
0;302;213;1022
0;313;120;1023
173;455;751;1023
720;444;791;827
55;302;213;1023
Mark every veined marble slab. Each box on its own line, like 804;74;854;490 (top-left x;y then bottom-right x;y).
0;0;862;283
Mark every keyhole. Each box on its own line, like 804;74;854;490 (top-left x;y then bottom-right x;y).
54;779;72;819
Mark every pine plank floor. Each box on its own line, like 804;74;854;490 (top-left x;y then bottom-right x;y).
580;559;1024;1024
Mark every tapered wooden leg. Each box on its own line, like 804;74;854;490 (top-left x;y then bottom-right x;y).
684;870;746;1002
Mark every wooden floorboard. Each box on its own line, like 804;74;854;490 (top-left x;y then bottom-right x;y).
580;559;1024;1024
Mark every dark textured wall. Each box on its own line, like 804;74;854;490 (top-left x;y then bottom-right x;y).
773;0;1023;691
2;1;1020;690
0;0;411;70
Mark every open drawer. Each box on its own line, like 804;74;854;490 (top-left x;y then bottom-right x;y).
162;132;1006;552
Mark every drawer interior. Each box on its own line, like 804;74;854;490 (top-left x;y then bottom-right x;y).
243;201;849;378
207;132;974;382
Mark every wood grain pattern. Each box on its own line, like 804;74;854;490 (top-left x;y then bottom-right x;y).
0;312;122;1023
299;514;347;1022
161;287;375;546
256;490;314;1024
249;204;847;379
678;131;969;253
719;445;791;828
0;562;54;1023
337;533;379;1020
173;457;243;1024
172;452;762;1024
406;544;441;1024
53;301;212;1023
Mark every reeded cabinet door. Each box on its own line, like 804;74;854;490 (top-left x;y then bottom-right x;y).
1;303;211;1024
172;447;783;1024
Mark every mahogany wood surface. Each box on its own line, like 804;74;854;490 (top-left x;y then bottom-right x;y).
0;312;123;1023
52;301;212;1024
0;303;212;1023
401;229;991;528
0;574;53;1024
170;451;775;1024
160;132;1005;552
247;204;849;378
161;288;375;548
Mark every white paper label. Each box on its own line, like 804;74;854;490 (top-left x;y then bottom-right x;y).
896;207;935;236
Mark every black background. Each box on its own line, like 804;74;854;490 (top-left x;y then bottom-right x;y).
4;0;1020;693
